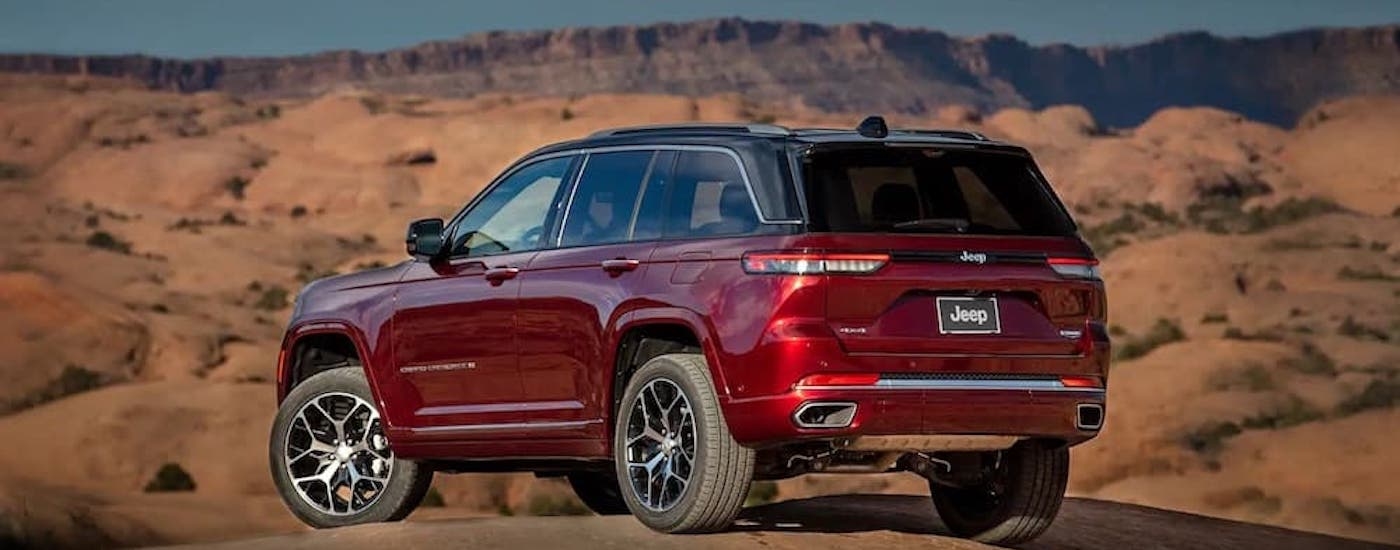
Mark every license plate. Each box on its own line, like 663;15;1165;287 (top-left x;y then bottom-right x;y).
936;296;1001;334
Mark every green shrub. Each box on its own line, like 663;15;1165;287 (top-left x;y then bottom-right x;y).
1205;363;1275;392
9;365;105;411
0;161;25;180
745;481;779;506
1337;316;1391;342
255;104;281;119
1337;266;1400;282
1221;326;1285;342
1200;312;1229;324
85;231;132;254
1335;379;1400;417
253;285;290;311
1114;318;1185;361
1182;421;1241;454
143;463;197;492
524;493;590;516
224;176;250;200
1189;196;1346;234
1240;395;1324;430
1279;343;1336;376
421;487;446;507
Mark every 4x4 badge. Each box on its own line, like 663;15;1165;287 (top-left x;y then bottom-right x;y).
959;251;988;264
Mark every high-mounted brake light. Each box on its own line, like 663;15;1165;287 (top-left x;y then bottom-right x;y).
1047;257;1101;280
743;252;889;275
797;373;881;388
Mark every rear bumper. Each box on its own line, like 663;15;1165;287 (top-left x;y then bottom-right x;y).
722;381;1106;448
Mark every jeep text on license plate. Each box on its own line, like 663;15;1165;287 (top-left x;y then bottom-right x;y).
936;296;1001;335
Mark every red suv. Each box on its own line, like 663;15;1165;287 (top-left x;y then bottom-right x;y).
269;117;1109;546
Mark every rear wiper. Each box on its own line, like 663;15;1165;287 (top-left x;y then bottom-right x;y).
891;218;971;233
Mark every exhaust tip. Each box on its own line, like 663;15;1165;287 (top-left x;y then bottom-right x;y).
1076;403;1104;431
794;402;857;429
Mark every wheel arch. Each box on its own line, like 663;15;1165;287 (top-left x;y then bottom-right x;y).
277;321;378;404
607;309;731;440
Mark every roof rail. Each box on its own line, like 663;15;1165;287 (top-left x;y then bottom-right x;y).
893;128;990;141
589;123;792;138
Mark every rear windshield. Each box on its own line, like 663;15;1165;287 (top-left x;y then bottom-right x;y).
800;146;1075;236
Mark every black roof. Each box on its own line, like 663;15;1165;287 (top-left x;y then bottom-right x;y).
530;120;1023;154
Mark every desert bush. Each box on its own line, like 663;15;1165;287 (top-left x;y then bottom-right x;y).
289;205;308;218
560;108;575;121
524;493;590;516
1125;202;1180;225
296;262;338;283
1337;316;1391;342
253;285;290;311
1182;421;1242;454
85;231;132;254
143;463;196;492
224;176;250;200
355;260;387;270
255;104;281;119
1221;326;1285;342
1114;318;1185;361
746;481;780;506
0;161;25;180
1200;312;1229;324
1240;395;1324;430
421;487;446;507
1280;343;1336;376
1337;266;1400;282
1205;363;1275;392
1335;379;1400;417
1189;196;1346;234
9;365;105;411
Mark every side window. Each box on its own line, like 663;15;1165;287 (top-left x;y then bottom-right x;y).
664;150;758;238
451;156;572;257
559;151;654;247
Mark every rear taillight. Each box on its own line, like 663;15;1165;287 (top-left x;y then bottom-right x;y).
1048;257;1101;280
743;252;889;275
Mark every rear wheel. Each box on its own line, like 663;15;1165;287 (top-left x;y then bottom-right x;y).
270;368;433;528
929;442;1068;546
613;353;754;533
566;471;629;515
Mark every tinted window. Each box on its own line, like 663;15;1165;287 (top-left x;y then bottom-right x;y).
451;156;571;257
559;151;654;247
664;151;759;238
802;148;1074;236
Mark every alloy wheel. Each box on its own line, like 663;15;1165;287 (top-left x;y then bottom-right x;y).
623;378;696;512
283;392;394;515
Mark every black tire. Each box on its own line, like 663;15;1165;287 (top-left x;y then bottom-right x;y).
269;368;433;528
566;471;630;515
613;353;755;533
929;442;1068;546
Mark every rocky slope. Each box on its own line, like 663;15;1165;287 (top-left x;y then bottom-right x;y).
3;19;1400;126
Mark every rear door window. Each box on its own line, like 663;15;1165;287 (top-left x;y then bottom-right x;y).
801;147;1074;236
664;150;760;238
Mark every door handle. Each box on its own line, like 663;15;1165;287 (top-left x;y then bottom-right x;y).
484;266;520;284
601;258;641;274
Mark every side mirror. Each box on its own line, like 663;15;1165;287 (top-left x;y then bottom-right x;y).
405;218;445;260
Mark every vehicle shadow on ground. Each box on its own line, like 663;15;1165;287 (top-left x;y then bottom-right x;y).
735;495;1391;550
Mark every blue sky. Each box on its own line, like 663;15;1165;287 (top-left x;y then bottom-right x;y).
2;0;1398;57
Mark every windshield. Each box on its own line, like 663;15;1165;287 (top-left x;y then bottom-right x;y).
799;146;1076;236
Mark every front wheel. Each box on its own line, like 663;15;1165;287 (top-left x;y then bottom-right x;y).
613;353;755;533
269;368;433;528
929;442;1069;546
